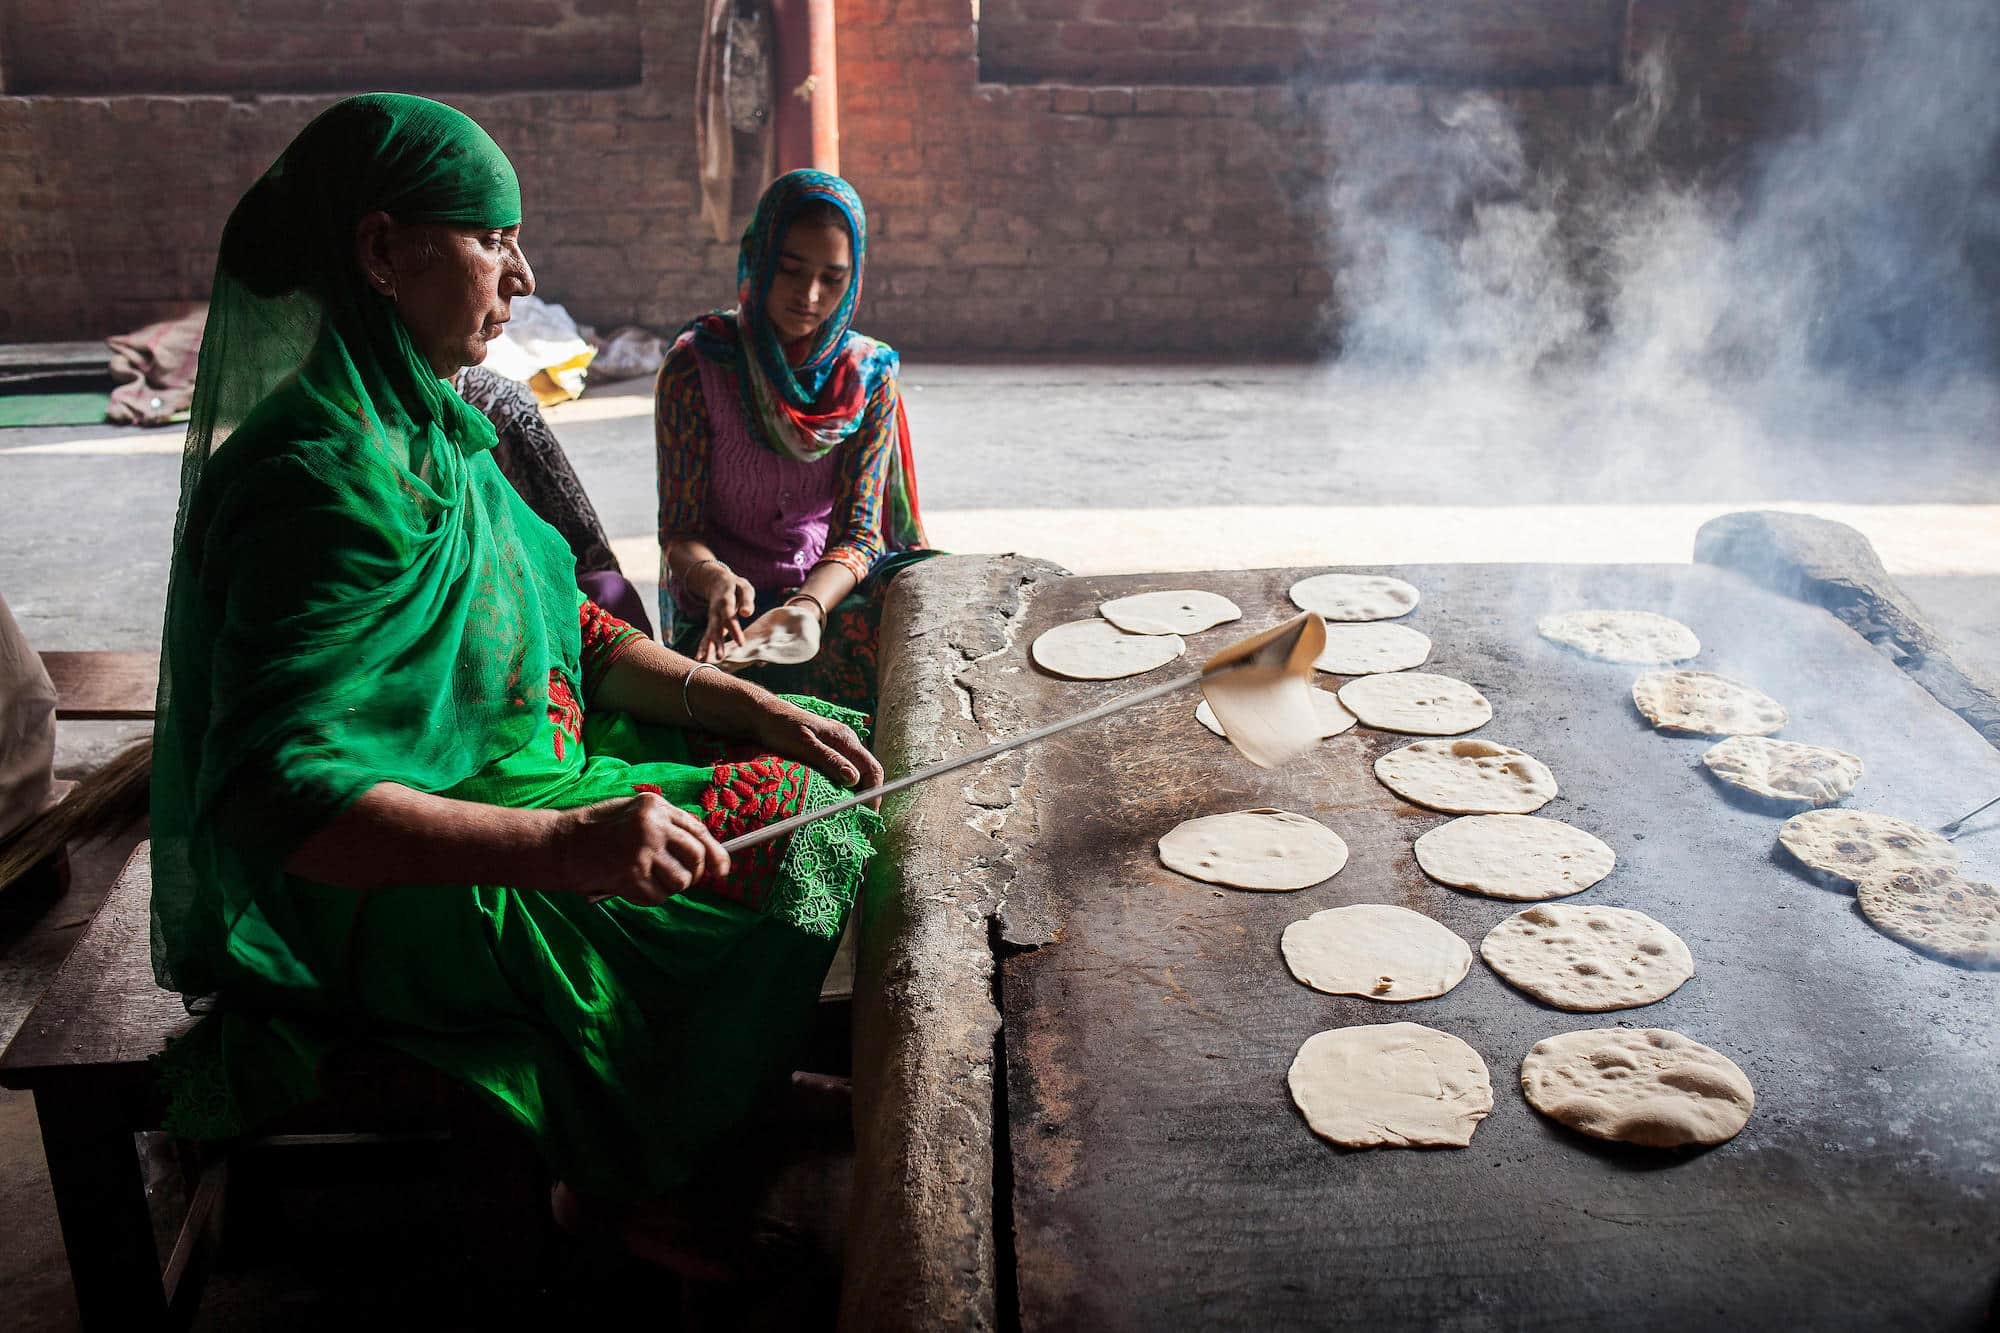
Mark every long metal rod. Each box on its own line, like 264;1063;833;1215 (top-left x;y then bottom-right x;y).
721;667;1209;853
1940;792;2000;840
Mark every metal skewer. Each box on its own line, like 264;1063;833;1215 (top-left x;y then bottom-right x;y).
721;611;1325;855
1938;793;2000;841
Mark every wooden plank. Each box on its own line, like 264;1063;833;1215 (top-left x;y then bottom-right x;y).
0;843;192;1082
0;341;109;372
40;651;159;720
986;563;2000;1331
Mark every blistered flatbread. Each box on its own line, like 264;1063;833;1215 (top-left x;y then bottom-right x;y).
1520;1028;1753;1147
1289;573;1420;622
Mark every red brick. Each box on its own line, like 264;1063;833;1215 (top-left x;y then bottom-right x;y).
1048;87;1093;113
1088;88;1134;115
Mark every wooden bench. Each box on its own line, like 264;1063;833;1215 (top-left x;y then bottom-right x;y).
0;844;551;1330
39;650;159;721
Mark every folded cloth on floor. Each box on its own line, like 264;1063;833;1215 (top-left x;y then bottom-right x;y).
106;306;207;426
588;324;673;381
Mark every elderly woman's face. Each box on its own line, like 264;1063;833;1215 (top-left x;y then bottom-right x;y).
359;216;535;376
764;219;852;347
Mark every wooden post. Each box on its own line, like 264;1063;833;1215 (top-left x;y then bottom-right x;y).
772;0;840;175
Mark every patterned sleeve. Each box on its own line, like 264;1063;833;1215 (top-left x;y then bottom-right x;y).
820;373;899;584
655;344;711;548
578;591;647;698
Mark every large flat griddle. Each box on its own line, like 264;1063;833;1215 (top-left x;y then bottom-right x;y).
975;563;2000;1331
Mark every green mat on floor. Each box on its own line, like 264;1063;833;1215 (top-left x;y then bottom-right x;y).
0;392;112;427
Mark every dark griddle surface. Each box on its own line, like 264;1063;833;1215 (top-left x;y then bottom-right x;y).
987;563;2000;1331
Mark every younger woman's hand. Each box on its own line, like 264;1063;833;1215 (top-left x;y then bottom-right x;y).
692;563;756;662
551;791;730;905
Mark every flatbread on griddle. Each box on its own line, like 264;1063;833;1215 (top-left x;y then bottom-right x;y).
1632;670;1786;736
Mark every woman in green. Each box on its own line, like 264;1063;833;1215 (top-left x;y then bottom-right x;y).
151;94;881;1274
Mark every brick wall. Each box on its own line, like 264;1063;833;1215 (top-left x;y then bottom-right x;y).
0;0;1882;355
978;0;1629;87
1;0;641;95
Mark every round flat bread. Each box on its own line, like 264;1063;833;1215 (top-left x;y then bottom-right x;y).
1289;1023;1492;1149
1632;669;1787;736
1856;864;2000;970
1031;619;1185;680
1196;688;1355;741
1777;809;1959;889
720;607;821;666
1289;573;1420;622
1375;739;1558;815
1702;735;1862;807
1098;589;1241;636
1520;1028;1753;1147
1538;610;1699;664
1282;904;1472;1001
1157;809;1347;891
1413;814;1614;901
1338;672;1492;736
1481;904;1693;1011
1312;622;1432;675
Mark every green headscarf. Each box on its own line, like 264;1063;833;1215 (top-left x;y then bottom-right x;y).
152;94;578;997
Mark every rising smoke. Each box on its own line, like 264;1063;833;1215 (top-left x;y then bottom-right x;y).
1329;0;2000;394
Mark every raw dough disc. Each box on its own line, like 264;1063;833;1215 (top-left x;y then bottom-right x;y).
1413;814;1614;901
1856;864;2000;970
1158;809;1347;891
1196;688;1355;741
1031;619;1185;680
1777;809;1960;889
1632;670;1787;736
720;608;820;666
1282;904;1471;1001
1289;573;1421;622
1338;672;1492;736
1520;1028;1754;1147
1288;1023;1492;1149
1375;739;1558;815
1538;610;1699;664
1312;622;1433;675
1480;904;1693;1011
1701;735;1862;807
1099;589;1241;636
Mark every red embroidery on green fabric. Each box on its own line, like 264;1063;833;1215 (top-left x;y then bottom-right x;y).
698;757;808;910
547;670;583;761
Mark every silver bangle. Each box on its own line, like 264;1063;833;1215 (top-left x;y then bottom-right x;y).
681;660;721;726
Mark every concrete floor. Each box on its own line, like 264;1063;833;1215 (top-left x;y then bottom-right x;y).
2;360;1996;1326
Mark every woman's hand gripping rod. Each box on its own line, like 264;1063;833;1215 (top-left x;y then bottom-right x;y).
721;611;1328;855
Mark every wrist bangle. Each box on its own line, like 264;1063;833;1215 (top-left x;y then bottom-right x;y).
783;591;827;623
684;557;725;590
681;660;721;726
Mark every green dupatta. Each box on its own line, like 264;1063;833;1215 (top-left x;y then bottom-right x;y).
150;94;577;998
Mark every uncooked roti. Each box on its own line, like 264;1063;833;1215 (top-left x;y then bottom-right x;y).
1157;809;1347;891
720;606;821;666
1031;619;1185;680
1338;672;1492;736
1282;904;1471;1001
1289;573;1420;622
1288;1023;1492;1149
1413;814;1614;901
1520;1028;1754;1147
1480;904;1693;1011
1702;735;1862;807
1632;670;1786;736
1538;610;1699;664
1856;864;2000;970
1777;809;1959;889
1196;688;1355;740
1312;622;1432;675
1099;589;1241;636
1375;739;1558;815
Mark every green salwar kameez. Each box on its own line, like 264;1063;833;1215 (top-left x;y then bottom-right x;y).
151;94;880;1200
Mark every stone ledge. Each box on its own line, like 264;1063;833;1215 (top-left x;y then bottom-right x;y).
1694;509;2000;753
